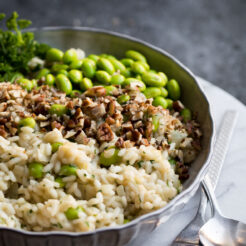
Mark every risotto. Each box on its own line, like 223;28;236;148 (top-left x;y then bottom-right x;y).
0;82;201;232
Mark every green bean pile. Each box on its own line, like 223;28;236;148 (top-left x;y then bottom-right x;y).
20;48;186;111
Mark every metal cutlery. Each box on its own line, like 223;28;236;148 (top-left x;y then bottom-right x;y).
173;110;238;245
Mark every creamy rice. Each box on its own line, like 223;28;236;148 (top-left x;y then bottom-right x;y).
0;127;179;231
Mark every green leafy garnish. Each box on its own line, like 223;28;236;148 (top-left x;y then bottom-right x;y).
0;12;49;82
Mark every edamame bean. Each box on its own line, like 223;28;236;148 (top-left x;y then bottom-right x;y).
68;69;83;83
17;78;33;91
97;58;115;75
120;58;134;67
55;177;65;188
143;87;161;99
140;62;150;70
46;48;64;62
79;78;93;91
166;98;173;109
152;115;159;133
108;58;126;73
57;69;68;76
55;74;72;95
142;72;165;87
49;104;68;116
95;70;111;84
117;94;130;104
166;79;181;100
100;54;116;59
131;61;146;74
36;68;50;79
45;74;55;86
121;68;133;78
59;164;77;176
51;64;69;73
135;74;142;80
51;142;63;153
31;79;37;88
105;85;117;95
110;74;125;85
169;159;176;165
70;90;81;98
29;162;43;179
18;117;36;129
181;108;192;122
158;72;168;86
149;69;157;74
124;78;146;91
65;207;81;220
159;87;168;97
124;219;130;224
63;49;78;64
87;54;99;62
152;96;168;109
69;59;83;69
99;147;121;166
81;59;96;78
125;50;146;62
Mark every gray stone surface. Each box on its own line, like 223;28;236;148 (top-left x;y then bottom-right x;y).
1;0;245;103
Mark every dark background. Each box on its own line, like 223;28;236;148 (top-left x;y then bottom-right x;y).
1;0;246;103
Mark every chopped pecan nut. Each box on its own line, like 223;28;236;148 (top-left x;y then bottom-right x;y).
140;138;149;146
145;121;153;140
51;121;62;130
108;100;116;116
132;130;141;142
18;112;25;118
66;101;74;110
175;162;189;181
97;123;114;142
85;86;106;97
173;101;184;112
192;139;201;151
0;118;7;124
0;125;7;138
67;119;76;129
74;108;83;119
134;121;143;128
0;103;7;112
138;127;144;135
9;126;18;135
132;111;143;121
34;103;47;115
83;117;91;128
91;104;106;118
115;137;125;148
82;98;94;107
34;96;45;103
194;128;202;138
122;121;133;132
126;131;132;140
106;116;115;125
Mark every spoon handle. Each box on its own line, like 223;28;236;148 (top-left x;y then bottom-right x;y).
172;110;238;245
172;185;209;245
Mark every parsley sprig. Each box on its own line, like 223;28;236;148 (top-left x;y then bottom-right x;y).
0;12;50;82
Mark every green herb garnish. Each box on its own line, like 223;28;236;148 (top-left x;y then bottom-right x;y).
0;12;49;82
